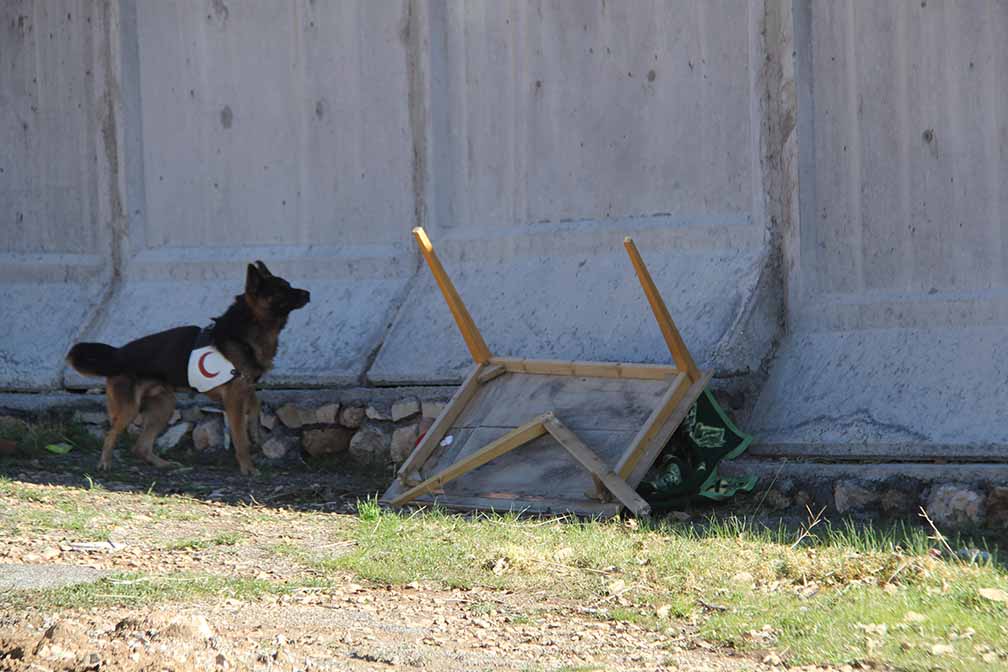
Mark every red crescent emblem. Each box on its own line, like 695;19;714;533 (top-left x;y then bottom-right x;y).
198;351;220;378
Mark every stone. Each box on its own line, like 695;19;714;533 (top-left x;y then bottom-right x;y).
422;400;448;419
775;478;796;495
986;487;1008;529
302;427;353;458
276;403;314;429
193;419;225;451
72;410;106;426
926;484;986;529
163;614;215;641
180;407;204;423
391;397;420;422
315;402;341;425
834;480;879;514
762;489;791;511
339;405;366;429
169;410;182;424
419;416;434;436
155;422;191;451
793;490;812;509
0;415;24;430
880;489;917;517
85;426;106;442
262;436;297;461
390;423;420;463
260;409;277;430
365;404;391;421
349;426;390;466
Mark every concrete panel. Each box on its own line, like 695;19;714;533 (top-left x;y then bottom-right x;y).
65;1;418;387
373;1;776;383
427;0;756;232
131;0;413;249
752;0;1008;458
0;2;114;389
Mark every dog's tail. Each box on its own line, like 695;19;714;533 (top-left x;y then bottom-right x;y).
66;342;125;378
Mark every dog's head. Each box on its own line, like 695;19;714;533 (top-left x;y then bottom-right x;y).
244;260;310;321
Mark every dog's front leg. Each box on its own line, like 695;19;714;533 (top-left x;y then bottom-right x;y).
219;379;258;476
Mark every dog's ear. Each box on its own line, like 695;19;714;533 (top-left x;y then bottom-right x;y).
246;263;262;294
254;260;273;277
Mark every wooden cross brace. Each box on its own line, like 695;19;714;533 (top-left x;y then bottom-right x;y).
390;411;652;516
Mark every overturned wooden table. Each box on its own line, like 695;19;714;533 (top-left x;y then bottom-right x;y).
381;227;711;518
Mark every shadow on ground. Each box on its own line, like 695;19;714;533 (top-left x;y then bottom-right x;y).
0;445;388;515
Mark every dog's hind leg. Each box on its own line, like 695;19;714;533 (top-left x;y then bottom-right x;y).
132;383;178;469
99;376;139;471
247;393;263;448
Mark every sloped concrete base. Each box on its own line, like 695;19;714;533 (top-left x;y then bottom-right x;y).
749;327;1008;460
0;255;108;391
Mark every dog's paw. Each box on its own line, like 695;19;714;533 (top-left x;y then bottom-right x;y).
238;462;260;477
150;456;181;470
96;459;112;472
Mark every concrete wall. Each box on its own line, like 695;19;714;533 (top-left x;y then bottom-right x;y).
2;0;1004;461
371;0;779;383
3;0;780;393
750;0;1008;459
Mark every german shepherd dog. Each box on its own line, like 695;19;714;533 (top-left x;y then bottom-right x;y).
66;261;309;475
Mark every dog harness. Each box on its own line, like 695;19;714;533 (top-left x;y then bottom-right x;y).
187;328;238;392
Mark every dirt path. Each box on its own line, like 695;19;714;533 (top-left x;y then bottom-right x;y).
2;586;769;672
0;458;789;671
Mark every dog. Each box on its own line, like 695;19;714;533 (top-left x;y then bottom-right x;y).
66;261;309;475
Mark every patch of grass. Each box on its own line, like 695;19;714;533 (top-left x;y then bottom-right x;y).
164;531;244;551
0;496;113;541
17;572;285;610
329;506;1007;671
2;417;102;456
356;495;382;521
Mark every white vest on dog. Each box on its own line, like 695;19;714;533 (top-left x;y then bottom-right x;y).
187;344;236;392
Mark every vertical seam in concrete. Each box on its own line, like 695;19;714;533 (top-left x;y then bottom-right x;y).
748;1;769;236
718;0;792;393
895;2;913;292
293;0;309;243
29;3;44;246
843;0;863;294
941;1;963;290
100;2;125;278
986;6;1002;288
71;1;129;361
792;0;815;323
118;0;146;258
361;0;431;386
407;0;428;236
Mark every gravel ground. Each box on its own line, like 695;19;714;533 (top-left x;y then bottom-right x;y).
0;453;853;671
